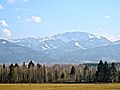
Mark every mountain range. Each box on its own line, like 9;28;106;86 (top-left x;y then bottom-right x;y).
1;31;120;64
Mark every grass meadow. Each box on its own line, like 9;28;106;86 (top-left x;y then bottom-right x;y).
0;83;120;90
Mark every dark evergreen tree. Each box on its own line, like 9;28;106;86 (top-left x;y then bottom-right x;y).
61;72;65;83
14;63;20;83
110;63;118;82
61;72;65;79
1;64;8;83
70;66;76;76
28;61;35;83
96;60;104;82
21;62;28;83
9;63;15;83
15;63;19;67
36;63;42;83
43;65;46;83
103;61;110;82
70;66;76;82
28;61;35;68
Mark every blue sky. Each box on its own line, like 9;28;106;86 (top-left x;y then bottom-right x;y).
0;0;120;41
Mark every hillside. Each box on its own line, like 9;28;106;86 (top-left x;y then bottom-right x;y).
0;39;52;63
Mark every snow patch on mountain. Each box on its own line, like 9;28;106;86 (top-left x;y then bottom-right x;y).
41;46;48;50
75;42;86;49
88;34;94;39
41;37;56;42
2;41;7;44
50;44;57;49
88;34;101;39
44;43;50;49
28;45;31;47
95;35;101;39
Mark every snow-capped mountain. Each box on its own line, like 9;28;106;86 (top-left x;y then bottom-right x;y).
52;32;111;49
9;32;111;54
1;31;120;64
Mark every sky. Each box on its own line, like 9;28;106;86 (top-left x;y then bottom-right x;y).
0;0;120;41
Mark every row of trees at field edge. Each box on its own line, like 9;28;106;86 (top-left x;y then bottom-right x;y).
0;60;120;83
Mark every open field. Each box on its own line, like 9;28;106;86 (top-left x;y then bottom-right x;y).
0;83;120;90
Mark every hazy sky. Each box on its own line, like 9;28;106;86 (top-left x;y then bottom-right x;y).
0;0;120;41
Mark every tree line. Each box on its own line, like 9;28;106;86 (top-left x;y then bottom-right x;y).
0;60;120;83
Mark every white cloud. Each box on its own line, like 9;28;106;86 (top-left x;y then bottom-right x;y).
8;0;29;3
0;4;3;10
2;28;12;37
105;15;111;20
32;16;42;23
18;16;42;23
0;20;8;27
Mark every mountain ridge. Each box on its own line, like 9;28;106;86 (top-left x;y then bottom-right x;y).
9;31;111;53
1;31;120;63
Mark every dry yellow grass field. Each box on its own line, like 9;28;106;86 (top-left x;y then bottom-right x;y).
0;83;120;90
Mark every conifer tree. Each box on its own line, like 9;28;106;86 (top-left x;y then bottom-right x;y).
96;60;104;82
1;64;8;83
61;72;65;79
110;63;118;82
70;66;76;76
103;61;110;82
28;61;35;83
9;63;15;83
70;66;76;81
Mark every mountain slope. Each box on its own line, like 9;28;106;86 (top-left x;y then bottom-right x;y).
0;39;52;63
9;37;65;53
49;32;111;56
112;40;120;45
58;44;120;63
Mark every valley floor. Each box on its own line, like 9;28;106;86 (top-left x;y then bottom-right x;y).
0;83;120;90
